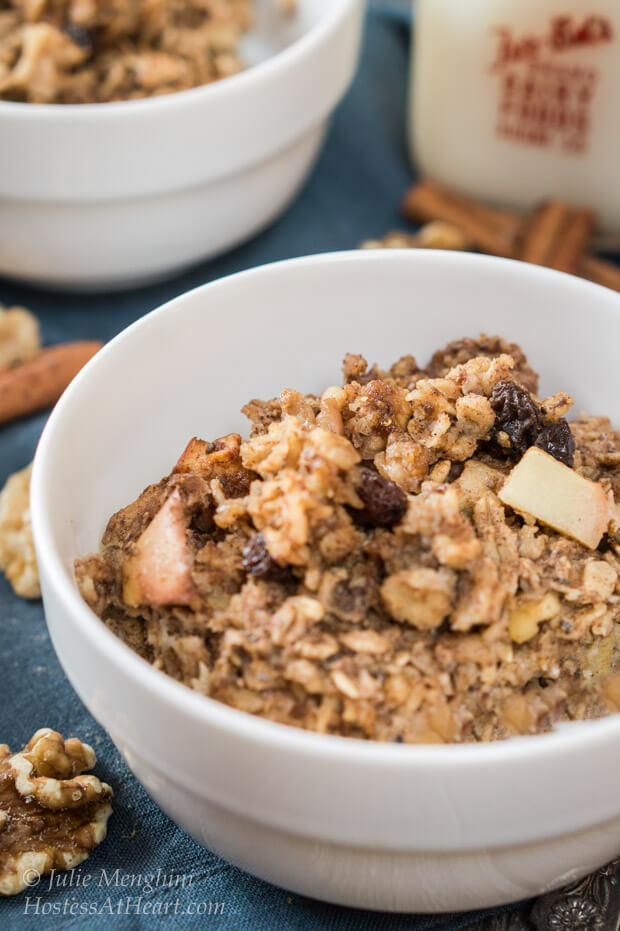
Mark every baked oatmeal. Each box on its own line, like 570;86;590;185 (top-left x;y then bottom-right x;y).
0;0;291;104
75;336;620;743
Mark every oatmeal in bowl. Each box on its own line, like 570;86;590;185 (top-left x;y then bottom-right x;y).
0;0;279;104
74;335;620;744
30;253;620;911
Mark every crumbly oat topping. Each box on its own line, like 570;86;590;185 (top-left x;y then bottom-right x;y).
0;0;288;104
0;729;112;896
75;337;620;743
0;464;40;599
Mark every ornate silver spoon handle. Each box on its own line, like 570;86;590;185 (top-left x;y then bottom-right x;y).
530;857;620;930
474;856;620;930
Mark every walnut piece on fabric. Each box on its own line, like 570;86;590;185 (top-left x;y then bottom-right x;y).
75;336;620;744
0;306;41;369
0;464;40;599
360;222;472;252
0;729;113;896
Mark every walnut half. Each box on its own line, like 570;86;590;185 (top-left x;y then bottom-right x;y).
0;729;113;896
0;306;41;370
0;464;40;599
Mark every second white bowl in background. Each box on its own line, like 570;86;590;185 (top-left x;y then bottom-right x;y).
0;0;364;290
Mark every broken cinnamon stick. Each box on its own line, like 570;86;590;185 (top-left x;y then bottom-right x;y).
0;340;102;425
400;180;620;291
580;255;620;293
518;202;594;273
401;180;518;257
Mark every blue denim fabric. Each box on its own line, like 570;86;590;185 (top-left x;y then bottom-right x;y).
0;4;561;927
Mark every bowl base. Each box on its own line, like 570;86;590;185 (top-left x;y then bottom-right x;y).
128;751;620;913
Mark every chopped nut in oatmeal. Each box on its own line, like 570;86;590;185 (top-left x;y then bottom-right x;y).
0;729;112;896
75;336;620;743
0;1;294;104
0;464;40;599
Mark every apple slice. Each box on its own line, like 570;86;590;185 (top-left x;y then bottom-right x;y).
123;489;193;607
499;447;612;550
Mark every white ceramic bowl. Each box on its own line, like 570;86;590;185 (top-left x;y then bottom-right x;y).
0;0;363;291
31;252;620;912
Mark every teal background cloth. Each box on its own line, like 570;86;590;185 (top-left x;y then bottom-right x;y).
0;3;607;927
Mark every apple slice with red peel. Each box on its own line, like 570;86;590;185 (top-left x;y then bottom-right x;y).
499;447;612;550
123;488;194;606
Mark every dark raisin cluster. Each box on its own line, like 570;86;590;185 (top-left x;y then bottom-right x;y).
491;380;541;457
490;380;575;467
352;468;408;529
243;533;290;580
535;420;575;467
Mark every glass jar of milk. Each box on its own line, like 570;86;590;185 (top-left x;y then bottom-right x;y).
409;0;620;236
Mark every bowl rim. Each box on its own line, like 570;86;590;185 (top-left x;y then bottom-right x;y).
31;249;620;768
0;0;358;120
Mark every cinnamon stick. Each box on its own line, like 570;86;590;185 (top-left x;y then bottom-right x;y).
400;180;620;292
580;255;620;293
0;341;102;425
518;202;571;265
401;180;518;257
552;209;595;274
518;202;594;273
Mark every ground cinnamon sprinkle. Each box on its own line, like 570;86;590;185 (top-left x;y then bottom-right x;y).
75;337;620;743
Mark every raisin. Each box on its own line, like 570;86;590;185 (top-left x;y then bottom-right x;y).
243;533;289;580
64;23;96;51
535;419;575;467
491;380;541;457
189;509;214;534
352;468;407;529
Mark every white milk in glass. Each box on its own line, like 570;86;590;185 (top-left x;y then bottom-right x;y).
409;0;620;235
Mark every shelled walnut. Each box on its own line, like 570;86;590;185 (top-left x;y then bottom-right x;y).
361;221;471;252
0;729;113;896
0;306;41;370
0;464;40;599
